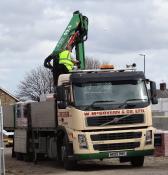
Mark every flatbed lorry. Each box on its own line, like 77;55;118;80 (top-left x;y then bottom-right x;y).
12;68;158;169
12;11;158;170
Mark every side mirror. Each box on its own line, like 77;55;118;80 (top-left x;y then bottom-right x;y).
56;86;67;109
56;86;66;101
150;81;158;104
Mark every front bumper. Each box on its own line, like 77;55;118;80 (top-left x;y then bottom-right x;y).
66;127;155;161
73;149;154;160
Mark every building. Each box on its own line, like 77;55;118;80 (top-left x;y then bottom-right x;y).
0;87;19;105
152;83;168;116
152;83;168;130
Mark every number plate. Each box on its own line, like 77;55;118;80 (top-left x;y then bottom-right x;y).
108;151;127;157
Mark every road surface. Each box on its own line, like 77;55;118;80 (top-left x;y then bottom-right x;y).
5;148;168;175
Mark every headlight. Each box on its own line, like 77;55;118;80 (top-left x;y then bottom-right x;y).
146;130;152;145
78;134;88;149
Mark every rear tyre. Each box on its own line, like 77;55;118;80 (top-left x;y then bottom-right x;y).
12;147;16;158
130;156;144;167
16;152;23;161
23;153;33;162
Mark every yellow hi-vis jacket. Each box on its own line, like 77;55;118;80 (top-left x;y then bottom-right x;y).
59;50;74;71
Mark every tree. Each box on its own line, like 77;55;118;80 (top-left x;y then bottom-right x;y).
85;57;109;69
85;57;101;69
17;66;54;101
17;57;109;101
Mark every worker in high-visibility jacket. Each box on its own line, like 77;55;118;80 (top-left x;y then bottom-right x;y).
59;50;74;71
53;49;79;85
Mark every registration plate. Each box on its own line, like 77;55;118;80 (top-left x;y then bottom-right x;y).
108;151;127;157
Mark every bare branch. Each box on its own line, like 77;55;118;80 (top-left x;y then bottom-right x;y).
16;66;54;101
85;57;109;69
16;57;109;101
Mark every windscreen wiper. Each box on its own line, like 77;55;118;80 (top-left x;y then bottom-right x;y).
84;100;116;110
118;98;148;109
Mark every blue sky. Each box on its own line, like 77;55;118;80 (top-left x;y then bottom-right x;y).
1;0;168;94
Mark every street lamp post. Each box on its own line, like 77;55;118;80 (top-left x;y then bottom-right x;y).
139;54;146;75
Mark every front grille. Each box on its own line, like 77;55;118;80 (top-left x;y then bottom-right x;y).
93;142;140;151
91;132;142;141
87;114;144;126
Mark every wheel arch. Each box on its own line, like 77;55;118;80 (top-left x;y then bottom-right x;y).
56;125;69;142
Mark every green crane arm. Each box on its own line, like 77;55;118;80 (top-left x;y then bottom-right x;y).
44;11;88;70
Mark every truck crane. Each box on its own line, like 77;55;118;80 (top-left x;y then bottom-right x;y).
11;11;158;170
44;10;88;85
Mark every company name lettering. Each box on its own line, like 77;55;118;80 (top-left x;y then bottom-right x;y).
84;109;145;117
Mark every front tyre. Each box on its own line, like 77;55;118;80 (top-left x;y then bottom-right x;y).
61;136;77;170
130;156;144;167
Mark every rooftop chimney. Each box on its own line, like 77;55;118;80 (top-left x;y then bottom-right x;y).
160;83;166;91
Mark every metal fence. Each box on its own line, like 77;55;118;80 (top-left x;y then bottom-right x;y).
0;100;5;175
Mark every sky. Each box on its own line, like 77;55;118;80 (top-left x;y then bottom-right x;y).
0;0;168;94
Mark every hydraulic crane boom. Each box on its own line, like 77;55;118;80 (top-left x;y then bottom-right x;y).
44;11;88;70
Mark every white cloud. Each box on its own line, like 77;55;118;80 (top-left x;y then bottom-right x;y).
0;0;168;93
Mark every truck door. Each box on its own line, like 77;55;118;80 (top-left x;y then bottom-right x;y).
57;84;72;127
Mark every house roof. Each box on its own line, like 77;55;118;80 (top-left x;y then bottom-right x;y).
156;89;168;98
0;87;20;102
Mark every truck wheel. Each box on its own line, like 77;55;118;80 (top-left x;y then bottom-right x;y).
23;153;33;162
63;157;77;170
12;147;16;158
130;156;144;167
61;137;77;170
56;134;64;164
16;152;23;161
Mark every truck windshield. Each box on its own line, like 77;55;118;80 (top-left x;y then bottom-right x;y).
73;80;149;110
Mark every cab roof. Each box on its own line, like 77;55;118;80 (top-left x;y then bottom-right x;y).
58;70;145;85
